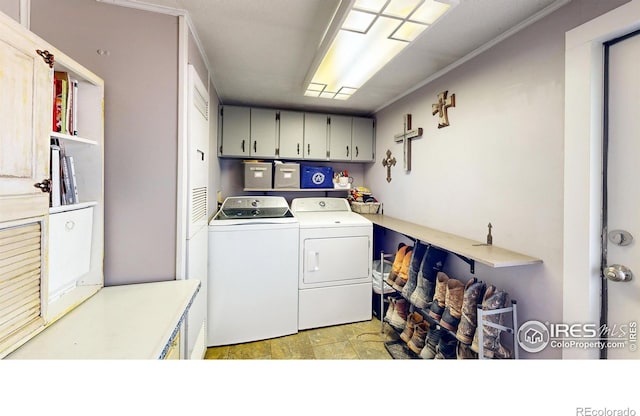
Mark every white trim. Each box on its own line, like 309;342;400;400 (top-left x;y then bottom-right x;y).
374;0;571;113
563;0;640;359
19;0;30;28
176;15;189;281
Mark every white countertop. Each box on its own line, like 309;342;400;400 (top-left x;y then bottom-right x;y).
7;279;200;359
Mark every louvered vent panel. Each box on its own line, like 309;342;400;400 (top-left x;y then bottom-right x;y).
191;187;207;225
0;222;44;355
193;86;209;121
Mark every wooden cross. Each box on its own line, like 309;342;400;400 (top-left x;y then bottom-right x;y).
381;149;396;183
432;90;455;128
393;114;423;172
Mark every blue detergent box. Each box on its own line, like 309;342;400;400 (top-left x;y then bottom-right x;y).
301;165;334;188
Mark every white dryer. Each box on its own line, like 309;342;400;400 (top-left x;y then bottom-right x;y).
290;197;372;330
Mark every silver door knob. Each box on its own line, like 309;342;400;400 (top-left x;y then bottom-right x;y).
604;264;633;282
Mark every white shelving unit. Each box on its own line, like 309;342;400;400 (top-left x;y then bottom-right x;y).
44;43;105;325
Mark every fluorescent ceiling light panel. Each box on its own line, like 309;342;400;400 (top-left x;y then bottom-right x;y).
306;0;456;100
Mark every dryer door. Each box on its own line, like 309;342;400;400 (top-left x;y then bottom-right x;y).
303;235;370;286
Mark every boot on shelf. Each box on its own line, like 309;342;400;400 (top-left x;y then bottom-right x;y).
408;320;430;355
400;311;423;344
440;277;465;332
434;332;457;359
402;241;428;300
385;243;410;286
409;245;448;309
389;297;409;332
456;278;487;345
456;341;478;359
471;285;513;359
392;246;413;292
428;272;449;321
384;296;396;324
419;325;444;359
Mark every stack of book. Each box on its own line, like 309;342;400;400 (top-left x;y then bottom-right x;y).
52;71;78;136
50;138;79;207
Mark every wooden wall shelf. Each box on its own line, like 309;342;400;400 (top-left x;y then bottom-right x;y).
360;214;542;269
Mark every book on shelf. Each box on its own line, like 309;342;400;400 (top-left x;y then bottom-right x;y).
66;155;79;205
50;141;62;207
53;71;78;136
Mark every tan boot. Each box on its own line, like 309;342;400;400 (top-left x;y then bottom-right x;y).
400;311;423;344
392;246;413;292
440;277;466;332
386;244;410;285
428;272;449;321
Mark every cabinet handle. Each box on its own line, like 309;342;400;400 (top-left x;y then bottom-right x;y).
65;220;75;231
33;178;51;193
253;141;257;153
346;145;349;157
197;149;205;161
241;139;245;153
355;146;359;157
297;143;300;155
307;143;310;155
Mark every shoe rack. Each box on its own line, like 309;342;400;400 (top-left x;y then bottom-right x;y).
376;247;520;360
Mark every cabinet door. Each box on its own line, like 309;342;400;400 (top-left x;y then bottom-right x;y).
352;117;375;162
303;113;328;160
0;13;51;357
328;115;352;161
250;108;277;158
0;23;51;221
279;110;304;159
219;105;250;157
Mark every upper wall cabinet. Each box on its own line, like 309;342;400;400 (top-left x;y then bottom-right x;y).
327;115;352;162
303;112;329;160
352;117;375;162
218;105;375;163
279;110;304;159
218;105;278;158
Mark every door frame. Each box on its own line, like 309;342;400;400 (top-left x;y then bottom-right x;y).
563;0;640;359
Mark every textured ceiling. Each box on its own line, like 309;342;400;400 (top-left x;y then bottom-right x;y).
111;0;570;115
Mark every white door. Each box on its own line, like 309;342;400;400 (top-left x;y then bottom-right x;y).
603;31;640;359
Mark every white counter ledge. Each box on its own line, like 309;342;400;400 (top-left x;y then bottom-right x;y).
6;279;200;359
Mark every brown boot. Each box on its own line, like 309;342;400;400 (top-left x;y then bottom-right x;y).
385;244;410;285
471;285;512;359
400;312;423;344
440;277;466;332
428;272;449;321
408;321;430;355
456;279;486;344
392;246;413;292
389;298;409;332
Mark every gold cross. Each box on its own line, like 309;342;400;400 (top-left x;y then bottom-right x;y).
393;114;423;171
381;149;396;183
432;90;455;128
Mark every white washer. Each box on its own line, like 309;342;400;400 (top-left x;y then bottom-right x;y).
207;196;299;346
291;197;372;330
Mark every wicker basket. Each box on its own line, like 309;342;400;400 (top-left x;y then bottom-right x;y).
350;201;381;214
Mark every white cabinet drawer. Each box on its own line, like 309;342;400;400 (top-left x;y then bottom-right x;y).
48;207;94;300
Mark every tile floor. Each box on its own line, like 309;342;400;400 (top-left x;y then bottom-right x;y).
205;317;399;359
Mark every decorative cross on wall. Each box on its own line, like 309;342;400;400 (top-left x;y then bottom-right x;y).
393;114;423;172
381;149;396;183
432;90;455;128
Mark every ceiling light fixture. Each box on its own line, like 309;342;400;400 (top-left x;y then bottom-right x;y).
304;0;457;100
